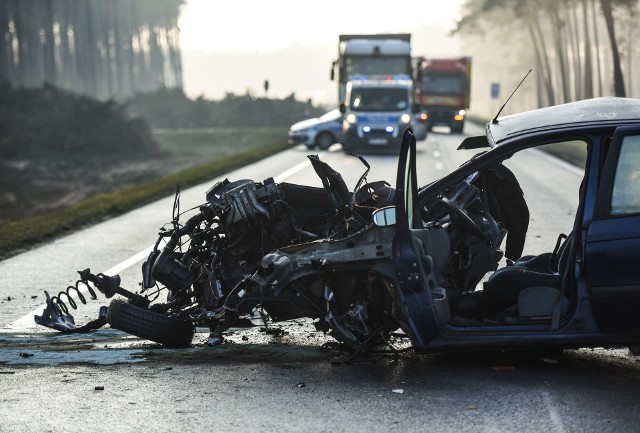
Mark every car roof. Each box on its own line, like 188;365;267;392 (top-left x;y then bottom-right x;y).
487;97;640;146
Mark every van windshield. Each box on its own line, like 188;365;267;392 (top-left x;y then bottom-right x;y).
349;88;409;112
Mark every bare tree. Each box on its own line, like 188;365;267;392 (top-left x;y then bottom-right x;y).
600;0;626;96
590;0;605;96
582;0;594;99
569;2;583;100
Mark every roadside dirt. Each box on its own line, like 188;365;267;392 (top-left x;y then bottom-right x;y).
0;83;195;224
0;153;201;224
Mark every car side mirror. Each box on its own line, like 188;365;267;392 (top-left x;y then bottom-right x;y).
339;103;346;114
372;206;396;227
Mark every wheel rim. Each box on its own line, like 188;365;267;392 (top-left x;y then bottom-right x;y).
316;133;334;150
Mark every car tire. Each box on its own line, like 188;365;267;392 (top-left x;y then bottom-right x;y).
106;298;194;348
315;132;335;150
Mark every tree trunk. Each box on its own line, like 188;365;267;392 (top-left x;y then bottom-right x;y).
532;16;556;106
43;0;57;85
549;7;571;103
0;0;11;82
529;22;546;107
569;3;583;100
591;0;604;96
58;0;74;90
582;0;594;99
600;0;626;96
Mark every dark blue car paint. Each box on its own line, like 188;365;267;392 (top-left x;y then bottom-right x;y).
392;129;442;350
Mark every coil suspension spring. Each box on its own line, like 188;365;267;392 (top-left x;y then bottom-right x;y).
49;269;150;317
50;272;99;317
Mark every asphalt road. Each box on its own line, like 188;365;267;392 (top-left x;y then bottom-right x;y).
1;124;639;433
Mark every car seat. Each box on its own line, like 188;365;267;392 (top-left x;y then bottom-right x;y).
481;232;573;318
453;233;572;320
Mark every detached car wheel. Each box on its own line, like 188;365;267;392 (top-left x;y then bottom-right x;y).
106;298;194;348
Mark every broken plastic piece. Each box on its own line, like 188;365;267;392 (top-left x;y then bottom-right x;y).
34;291;107;333
490;366;515;371
207;332;224;346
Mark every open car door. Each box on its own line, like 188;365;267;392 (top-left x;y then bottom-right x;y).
392;129;450;350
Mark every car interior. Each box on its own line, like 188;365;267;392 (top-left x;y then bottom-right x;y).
421;140;589;327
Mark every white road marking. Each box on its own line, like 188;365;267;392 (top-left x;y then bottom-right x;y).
104;245;155;276
432;140;454;173
541;389;567;433
274;159;311;183
10;157;314;330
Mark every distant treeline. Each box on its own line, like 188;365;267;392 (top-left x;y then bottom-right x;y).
0;82;156;159
0;0;183;100
0;82;327;160
126;88;327;129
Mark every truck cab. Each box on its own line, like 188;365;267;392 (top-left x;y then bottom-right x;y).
339;75;421;153
331;34;412;105
414;57;471;134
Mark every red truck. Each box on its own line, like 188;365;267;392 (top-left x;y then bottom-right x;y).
414;57;471;134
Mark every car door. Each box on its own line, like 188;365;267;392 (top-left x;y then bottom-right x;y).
392;128;449;350
585;126;640;331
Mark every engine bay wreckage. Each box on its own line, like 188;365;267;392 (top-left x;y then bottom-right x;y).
35;98;640;354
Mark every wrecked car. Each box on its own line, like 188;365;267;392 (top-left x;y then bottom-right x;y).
37;97;640;354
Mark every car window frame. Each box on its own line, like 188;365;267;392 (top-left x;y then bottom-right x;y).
594;126;640;219
418;131;592;211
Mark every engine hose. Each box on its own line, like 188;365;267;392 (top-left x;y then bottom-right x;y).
163;212;207;252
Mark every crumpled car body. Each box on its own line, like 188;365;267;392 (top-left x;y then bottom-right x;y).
37;96;640;354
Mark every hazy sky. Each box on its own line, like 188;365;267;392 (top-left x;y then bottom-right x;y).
179;0;464;52
177;0;465;105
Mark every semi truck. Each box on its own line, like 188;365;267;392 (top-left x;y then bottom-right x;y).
414;56;471;134
330;34;412;104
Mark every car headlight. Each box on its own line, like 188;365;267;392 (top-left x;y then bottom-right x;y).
400;113;411;124
346;114;357;124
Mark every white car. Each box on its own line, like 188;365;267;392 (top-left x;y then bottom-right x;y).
288;109;344;150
